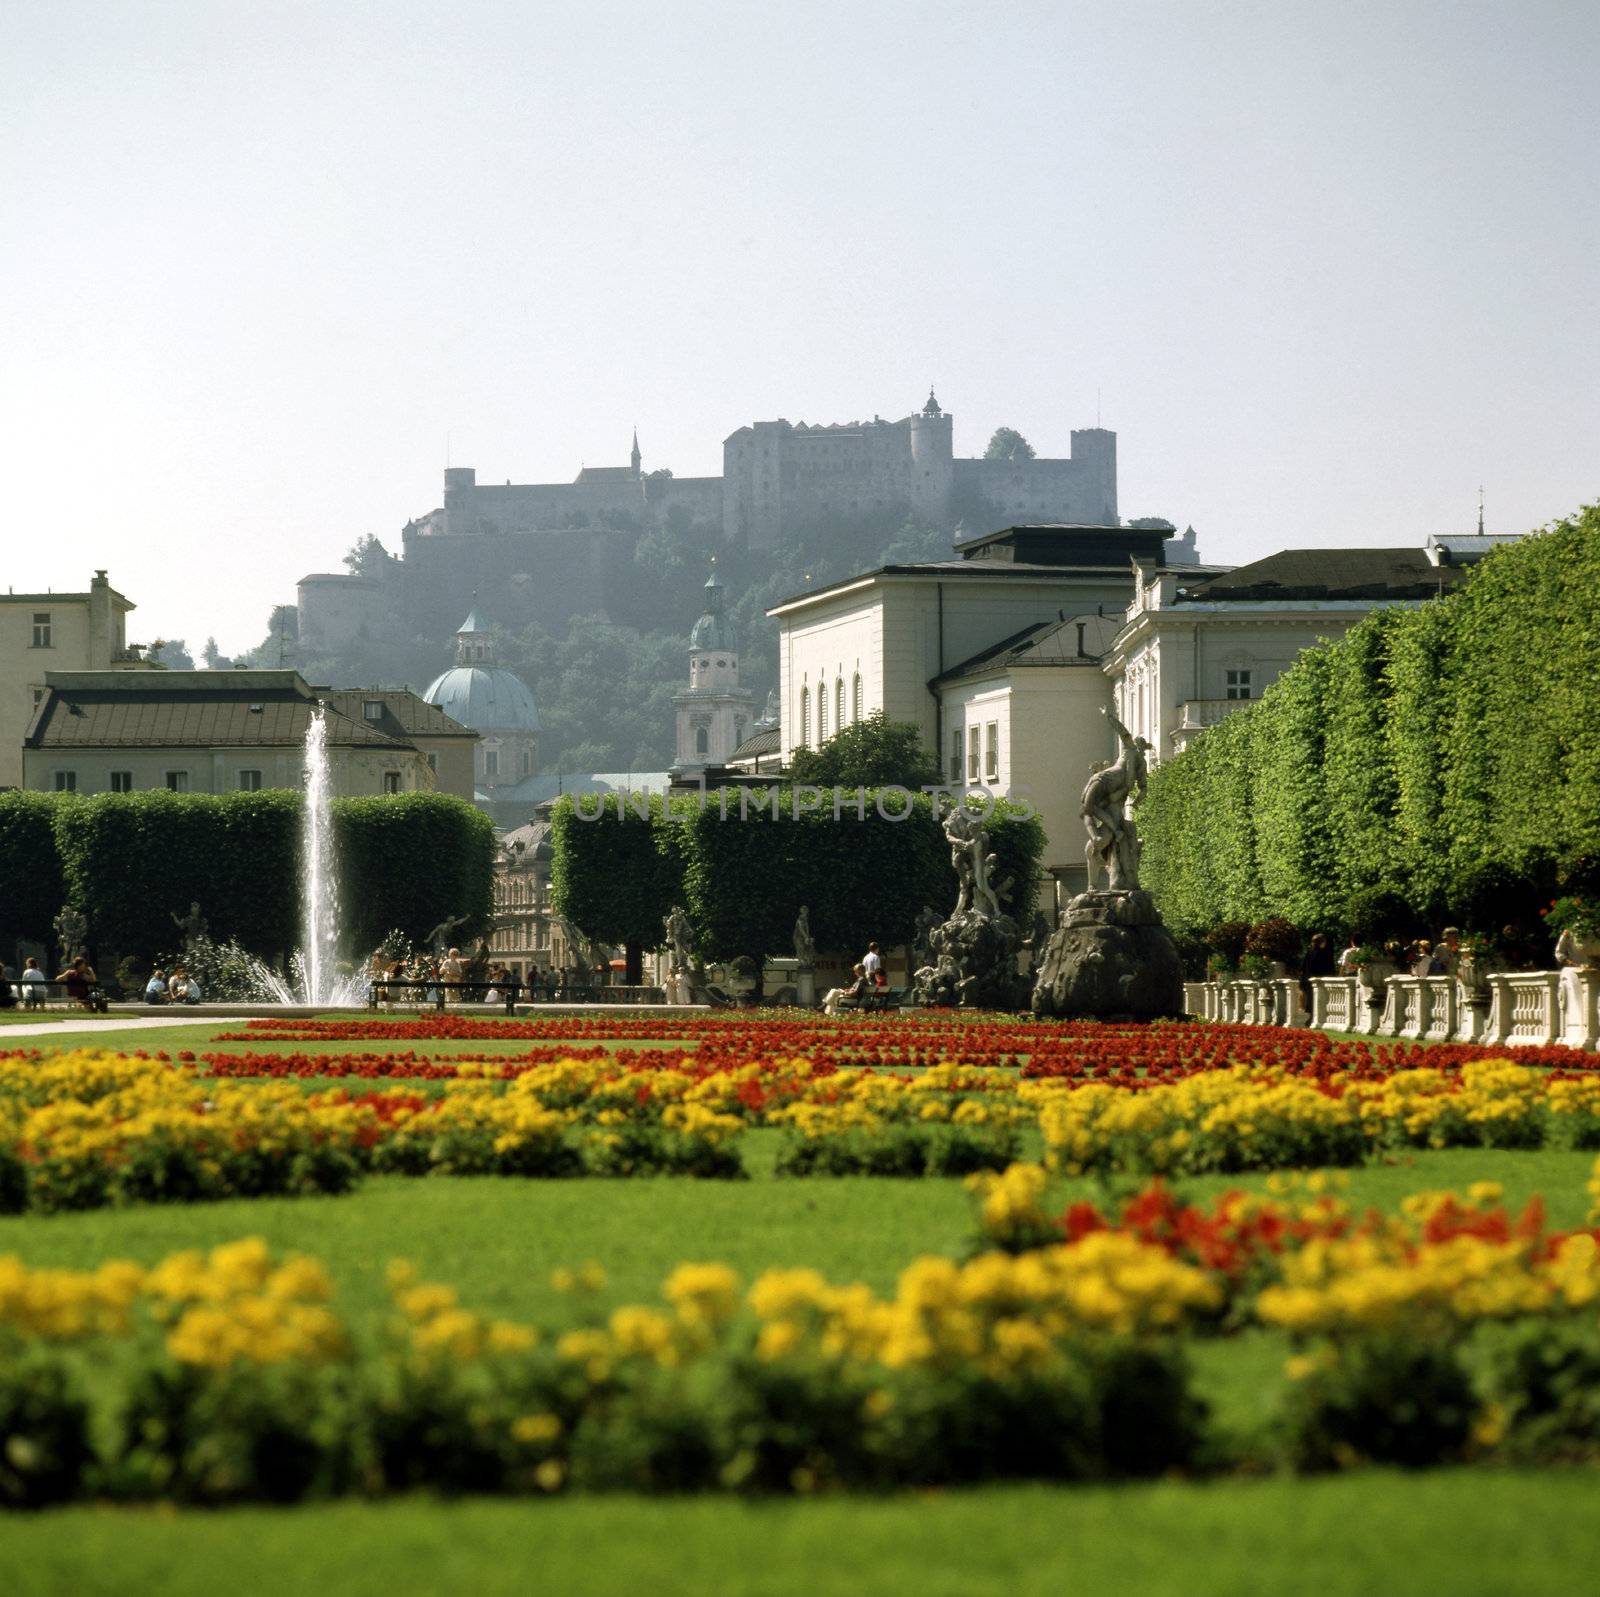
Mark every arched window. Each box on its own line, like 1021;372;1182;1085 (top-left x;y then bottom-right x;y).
818;689;828;742
799;687;810;747
835;679;845;731
852;673;862;722
695;726;709;755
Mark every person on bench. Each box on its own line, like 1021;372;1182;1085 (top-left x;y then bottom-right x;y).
823;963;872;1016
19;958;47;1008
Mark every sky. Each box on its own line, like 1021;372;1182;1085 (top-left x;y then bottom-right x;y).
3;0;1597;655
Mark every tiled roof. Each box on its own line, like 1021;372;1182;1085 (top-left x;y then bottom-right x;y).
730;726;781;759
1178;548;1470;603
322;689;476;740
933;614;1121;684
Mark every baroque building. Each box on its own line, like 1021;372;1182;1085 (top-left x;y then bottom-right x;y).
423;609;542;800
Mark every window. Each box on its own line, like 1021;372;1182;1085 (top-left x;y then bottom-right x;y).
383;771;401;794
985;721;999;782
1225;669;1253;701
818;689;828;743
835;679;845;731
237;769;262;792
799;687;810;747
110;770;133;793
363;700;384;722
949;728;962;783
484;749;499;778
967;726;980;783
695;726;709;755
53;770;76;792
31;687;44;710
521;749;533;776
426;753;438;774
31;613;51;648
852;674;862;722
165;771;189;792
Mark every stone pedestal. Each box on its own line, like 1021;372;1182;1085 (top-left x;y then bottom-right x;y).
1030;889;1183;1021
1561;968;1600;1051
796;967;816;1008
912;908;1026;1010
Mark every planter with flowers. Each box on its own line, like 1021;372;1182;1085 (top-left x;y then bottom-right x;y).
1543;898;1600;969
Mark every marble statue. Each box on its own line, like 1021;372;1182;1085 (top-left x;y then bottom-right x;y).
53;905;88;960
792;905;816;967
664;904;693;970
170;900;209;946
425;912;470;954
1080;707;1151;892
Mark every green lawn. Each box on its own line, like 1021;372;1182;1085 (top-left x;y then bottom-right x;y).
4;1471;1596;1597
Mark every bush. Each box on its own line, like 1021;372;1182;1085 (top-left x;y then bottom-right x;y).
1486;1320;1600;1462
1244;918;1303;963
0;792;67;955
0;1357;93;1508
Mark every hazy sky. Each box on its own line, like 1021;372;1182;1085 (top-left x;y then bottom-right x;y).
4;1;1596;655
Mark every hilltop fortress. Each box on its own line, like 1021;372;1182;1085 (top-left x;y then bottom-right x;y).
297;391;1119;653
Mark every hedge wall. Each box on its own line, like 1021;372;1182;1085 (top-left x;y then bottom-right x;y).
6;791;494;964
551;788;1044;973
1139;504;1600;936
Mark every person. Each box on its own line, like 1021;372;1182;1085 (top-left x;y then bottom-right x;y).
144;968;170;1004
1300;932;1336;1011
56;955;97;1009
484;965;504;1006
0;965;14;1010
862;941;884;988
1436;927;1463;977
19;957;48;1008
823;963;872;1016
169;965;202;1004
440;946;464;1003
1337;937;1361;976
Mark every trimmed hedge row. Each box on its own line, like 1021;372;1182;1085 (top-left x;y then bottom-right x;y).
551;788;1044;971
1139;504;1600;936
2;791;495;962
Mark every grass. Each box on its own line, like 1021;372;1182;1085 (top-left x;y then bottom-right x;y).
5;1472;1599;1597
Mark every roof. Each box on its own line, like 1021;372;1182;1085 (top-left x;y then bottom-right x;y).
952;524;1170;567
26;671;412;750
455;609;493;635
1177;548;1470;603
478;771;671;807
499;817;553;862
321;689;477;741
574;465;638;484
423;665;542;733
769;558;1144;615
730;725;781;760
934;614;1122;685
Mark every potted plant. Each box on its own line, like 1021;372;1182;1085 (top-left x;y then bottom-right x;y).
1543;897;1600;968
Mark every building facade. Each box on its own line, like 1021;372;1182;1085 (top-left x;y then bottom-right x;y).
22;671;460;797
423;610;542;804
0;571;149;788
488;813;573;980
1102;547;1477;763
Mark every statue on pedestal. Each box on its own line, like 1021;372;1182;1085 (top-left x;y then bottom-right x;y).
792;905;816;967
1080;708;1151;892
425;912;470;955
664;905;694;972
53;905;88;961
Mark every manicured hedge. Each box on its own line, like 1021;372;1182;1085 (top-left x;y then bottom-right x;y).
1140;504;1600;935
11;791;494;963
552;787;1044;972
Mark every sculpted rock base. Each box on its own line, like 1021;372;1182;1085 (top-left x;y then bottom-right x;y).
913;908;1028;1011
1031;889;1183;1021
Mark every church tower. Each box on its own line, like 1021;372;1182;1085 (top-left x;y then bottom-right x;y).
673;562;755;773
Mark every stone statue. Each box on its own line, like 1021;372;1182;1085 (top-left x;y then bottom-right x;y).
1080;707;1151;892
466;939;492;991
170;900;208;946
53;905;88;960
792;905;816;967
941;798;1001;919
911;904;941;972
664;904;693;970
425;912;470;954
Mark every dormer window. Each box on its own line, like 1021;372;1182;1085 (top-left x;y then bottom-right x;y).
363;700;384;721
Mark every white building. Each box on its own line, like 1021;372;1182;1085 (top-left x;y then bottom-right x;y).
1102;546;1478;763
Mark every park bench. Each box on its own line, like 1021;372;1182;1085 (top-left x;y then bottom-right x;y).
2;978;109;1014
835;985;907;1014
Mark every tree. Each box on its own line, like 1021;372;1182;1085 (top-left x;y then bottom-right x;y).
983;427;1036;462
202;637;233;671
787;712;942;790
342;534;391;575
148;638;195;670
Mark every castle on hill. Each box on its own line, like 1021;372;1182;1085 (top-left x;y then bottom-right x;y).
296;390;1120;654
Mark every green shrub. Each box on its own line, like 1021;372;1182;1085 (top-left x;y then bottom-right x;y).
0;1357;93;1508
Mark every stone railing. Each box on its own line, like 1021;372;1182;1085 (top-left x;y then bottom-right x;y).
1184;969;1600;1052
1176;698;1250;731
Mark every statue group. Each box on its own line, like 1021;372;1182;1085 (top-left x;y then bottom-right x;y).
1031;707;1183;1020
911;797;1028;1011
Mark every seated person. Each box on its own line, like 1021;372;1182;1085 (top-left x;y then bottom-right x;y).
823;963;872;1016
56;956;97;1009
18;957;48;1007
144;968;170;1003
169;966;203;1004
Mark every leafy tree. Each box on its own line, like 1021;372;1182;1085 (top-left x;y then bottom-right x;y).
787;711;941;790
147;638;195;670
342;534;391;575
202;637;233;671
984;427;1036;462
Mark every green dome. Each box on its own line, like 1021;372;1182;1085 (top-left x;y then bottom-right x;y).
423;665;542;733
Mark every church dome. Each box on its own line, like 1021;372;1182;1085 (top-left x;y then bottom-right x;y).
423;665;542;733
689;569;735;652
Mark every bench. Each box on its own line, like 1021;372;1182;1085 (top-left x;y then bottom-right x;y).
1;979;109;1014
834;985;907;1014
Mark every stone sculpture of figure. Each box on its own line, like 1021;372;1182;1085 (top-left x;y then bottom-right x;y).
425;912;470;954
792;906;816;967
1080;707;1152;892
170;901;208;946
53;905;88;961
912;904;941;971
941;799;1002;919
664;904;693;970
